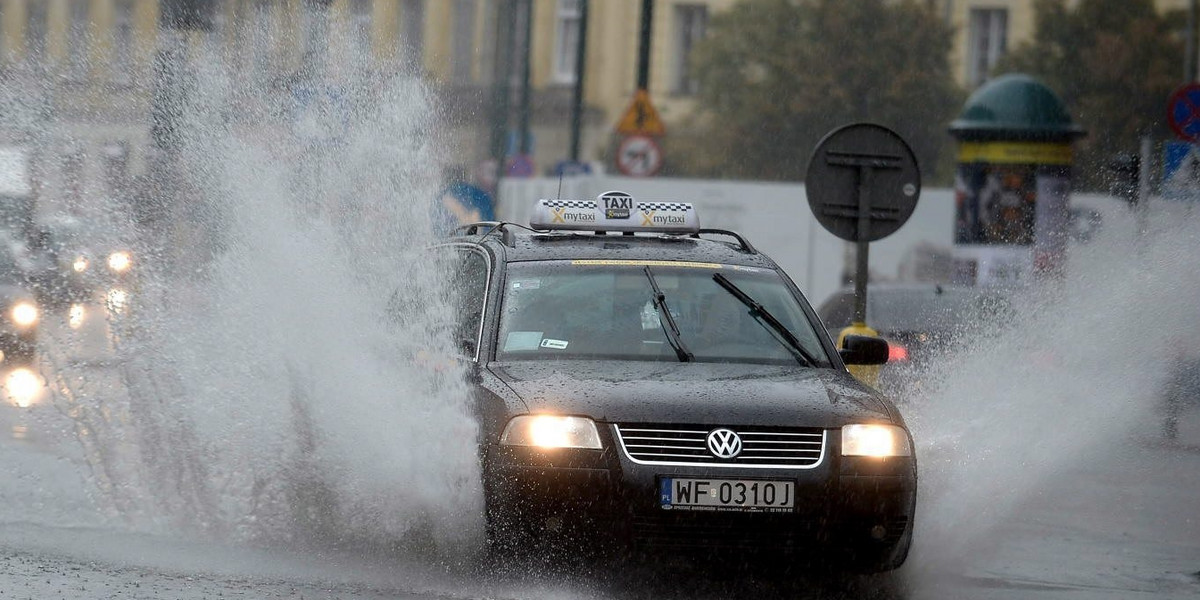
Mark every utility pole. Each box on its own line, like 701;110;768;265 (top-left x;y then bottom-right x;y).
517;0;534;156
568;0;589;162
302;0;335;78
148;0;213;235
488;0;518;190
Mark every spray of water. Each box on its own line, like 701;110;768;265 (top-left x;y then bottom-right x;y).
5;33;484;554
905;201;1200;584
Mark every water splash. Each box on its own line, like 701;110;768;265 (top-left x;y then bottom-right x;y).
10;30;483;553
906;200;1200;581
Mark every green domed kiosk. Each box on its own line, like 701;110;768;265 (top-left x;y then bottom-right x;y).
948;74;1085;285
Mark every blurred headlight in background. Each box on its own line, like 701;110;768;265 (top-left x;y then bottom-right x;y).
842;424;912;457
69;304;86;329
73;256;89;273
106;289;129;314
107;251;132;273
5;368;44;408
11;302;38;327
501;415;603;449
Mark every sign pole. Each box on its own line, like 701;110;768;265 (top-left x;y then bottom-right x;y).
637;0;654;91
854;241;869;322
853;167;873;324
1189;0;1198;83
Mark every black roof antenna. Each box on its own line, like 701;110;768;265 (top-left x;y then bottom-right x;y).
556;169;564;200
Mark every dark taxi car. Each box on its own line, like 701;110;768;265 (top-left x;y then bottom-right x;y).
442;193;915;572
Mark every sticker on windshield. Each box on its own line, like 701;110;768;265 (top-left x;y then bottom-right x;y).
539;338;569;350
511;279;541;290
504;331;544;351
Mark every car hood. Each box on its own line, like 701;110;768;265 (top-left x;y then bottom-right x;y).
486;360;896;428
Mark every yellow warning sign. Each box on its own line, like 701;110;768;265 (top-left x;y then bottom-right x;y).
616;89;666;136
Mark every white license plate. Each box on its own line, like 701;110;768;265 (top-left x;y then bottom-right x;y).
659;477;795;513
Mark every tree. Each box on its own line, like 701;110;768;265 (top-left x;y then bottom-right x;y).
996;0;1184;190
666;0;962;182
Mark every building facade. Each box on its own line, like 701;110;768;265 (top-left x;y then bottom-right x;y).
0;0;1191;210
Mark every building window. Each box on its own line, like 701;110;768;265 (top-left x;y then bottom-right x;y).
399;0;425;68
112;0;136;83
452;0;476;82
349;0;373;59
552;0;581;84
967;8;1007;88
672;4;707;96
247;0;275;75
26;0;48;64
67;0;90;79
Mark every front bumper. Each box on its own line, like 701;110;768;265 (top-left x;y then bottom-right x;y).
483;424;916;566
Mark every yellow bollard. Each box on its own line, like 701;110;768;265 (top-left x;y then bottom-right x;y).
837;322;881;388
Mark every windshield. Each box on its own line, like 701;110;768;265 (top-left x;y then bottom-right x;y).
497;260;828;365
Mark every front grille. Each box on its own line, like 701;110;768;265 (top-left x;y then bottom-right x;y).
613;424;826;468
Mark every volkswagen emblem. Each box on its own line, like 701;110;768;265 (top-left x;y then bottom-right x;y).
706;428;743;459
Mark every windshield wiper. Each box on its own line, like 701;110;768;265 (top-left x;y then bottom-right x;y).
711;272;819;367
644;266;694;362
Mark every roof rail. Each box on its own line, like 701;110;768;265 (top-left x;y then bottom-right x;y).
453;221;517;247
694;228;758;254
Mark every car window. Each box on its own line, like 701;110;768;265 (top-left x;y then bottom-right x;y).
450;249;488;352
496;261;829;365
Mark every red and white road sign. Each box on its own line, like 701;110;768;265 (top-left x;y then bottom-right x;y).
616;135;663;177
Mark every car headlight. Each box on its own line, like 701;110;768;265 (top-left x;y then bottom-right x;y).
108;251;132;273
106;288;129;314
73;256;89;273
500;415;603;449
5;368;44;408
842;424;912;457
69;303;86;329
11;302;38;327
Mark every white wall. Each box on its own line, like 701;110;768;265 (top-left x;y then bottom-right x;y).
497;176;1136;308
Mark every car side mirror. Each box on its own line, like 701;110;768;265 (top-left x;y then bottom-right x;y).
839;335;888;365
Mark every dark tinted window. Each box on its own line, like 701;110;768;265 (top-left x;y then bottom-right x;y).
451;249;488;349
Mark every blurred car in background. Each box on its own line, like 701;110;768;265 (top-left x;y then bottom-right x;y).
0;243;42;407
817;283;1012;398
1162;355;1200;441
37;216;138;329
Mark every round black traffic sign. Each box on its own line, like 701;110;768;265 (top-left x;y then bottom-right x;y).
805;123;921;242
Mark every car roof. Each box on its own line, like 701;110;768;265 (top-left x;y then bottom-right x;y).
452;229;781;269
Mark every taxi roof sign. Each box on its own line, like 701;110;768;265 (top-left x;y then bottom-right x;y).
530;192;699;234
